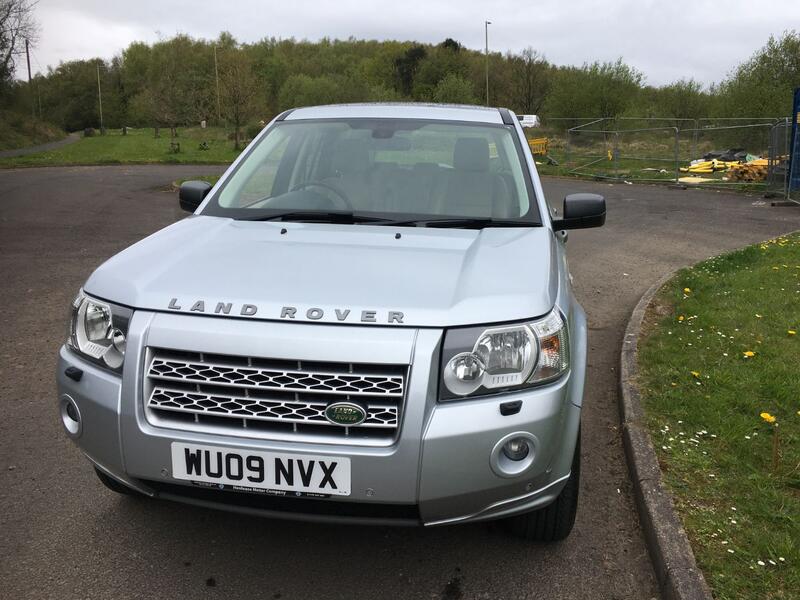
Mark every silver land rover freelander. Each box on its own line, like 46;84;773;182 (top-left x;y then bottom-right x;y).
57;103;605;540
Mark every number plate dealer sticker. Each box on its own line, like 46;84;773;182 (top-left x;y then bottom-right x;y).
170;442;351;496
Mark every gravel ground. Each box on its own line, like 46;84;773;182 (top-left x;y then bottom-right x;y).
0;165;796;600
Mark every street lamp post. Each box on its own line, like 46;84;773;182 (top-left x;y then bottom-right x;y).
214;45;222;124
96;61;104;134
484;20;491;106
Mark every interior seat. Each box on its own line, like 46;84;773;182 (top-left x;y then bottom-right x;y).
382;162;442;215
433;138;512;218
323;139;372;209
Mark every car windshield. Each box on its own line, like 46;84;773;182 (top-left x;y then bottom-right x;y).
201;118;541;225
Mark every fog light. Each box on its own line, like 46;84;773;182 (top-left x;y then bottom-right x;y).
66;401;79;422
491;431;538;478
60;395;82;438
502;437;530;461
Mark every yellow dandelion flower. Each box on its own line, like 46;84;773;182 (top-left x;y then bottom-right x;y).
789;330;797;336
743;351;755;358
684;287;691;294
760;412;776;424
678;315;685;322
690;371;700;378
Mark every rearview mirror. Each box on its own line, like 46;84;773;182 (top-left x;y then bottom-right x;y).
552;193;605;230
179;180;213;213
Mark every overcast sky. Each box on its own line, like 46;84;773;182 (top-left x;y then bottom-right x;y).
27;0;800;86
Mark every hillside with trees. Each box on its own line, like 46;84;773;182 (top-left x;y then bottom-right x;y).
1;0;67;148
1;0;798;144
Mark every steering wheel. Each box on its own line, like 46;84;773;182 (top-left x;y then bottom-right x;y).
290;181;353;211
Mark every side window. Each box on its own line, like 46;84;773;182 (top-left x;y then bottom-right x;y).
289;130;325;188
218;131;291;207
237;135;291;203
495;132;530;216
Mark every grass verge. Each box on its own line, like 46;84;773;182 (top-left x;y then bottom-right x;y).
0;110;65;151
0;126;241;167
638;233;800;599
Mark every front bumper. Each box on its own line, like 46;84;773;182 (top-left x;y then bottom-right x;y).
57;308;586;526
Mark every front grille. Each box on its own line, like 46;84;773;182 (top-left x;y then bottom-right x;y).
144;348;407;442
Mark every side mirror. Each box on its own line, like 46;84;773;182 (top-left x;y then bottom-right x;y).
552;193;606;230
179;180;213;213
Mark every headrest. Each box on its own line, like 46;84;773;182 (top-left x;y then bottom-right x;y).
453;137;489;172
332;139;370;173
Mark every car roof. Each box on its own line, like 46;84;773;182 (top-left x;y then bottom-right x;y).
284;103;505;124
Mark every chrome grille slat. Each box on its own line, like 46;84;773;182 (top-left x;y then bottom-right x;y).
148;385;398;428
148;357;404;397
144;348;406;442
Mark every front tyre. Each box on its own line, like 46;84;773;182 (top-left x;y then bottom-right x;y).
501;429;580;542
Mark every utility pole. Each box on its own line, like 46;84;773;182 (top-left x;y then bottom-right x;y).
25;39;34;117
213;45;222;123
96;62;104;133
484;21;491;106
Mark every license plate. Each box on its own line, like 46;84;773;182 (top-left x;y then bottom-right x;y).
170;442;351;496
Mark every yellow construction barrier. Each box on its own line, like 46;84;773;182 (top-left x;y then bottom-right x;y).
528;137;549;156
678;156;776;181
679;159;740;174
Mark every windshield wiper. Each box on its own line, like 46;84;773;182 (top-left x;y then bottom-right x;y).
381;217;537;229
241;211;537;229
242;210;395;224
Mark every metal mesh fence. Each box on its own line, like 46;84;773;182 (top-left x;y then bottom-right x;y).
543;116;793;196
565;126;680;183
766;118;788;197
765;118;798;202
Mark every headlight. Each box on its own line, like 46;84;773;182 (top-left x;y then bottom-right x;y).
440;309;570;400
67;290;131;372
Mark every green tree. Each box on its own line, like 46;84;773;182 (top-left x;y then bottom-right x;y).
40;59;100;130
119;42;152;125
717;30;800;117
546;59;643;122
432;73;477;105
413;40;470;101
508;47;550;114
655;79;709;122
394;44;426;96
218;48;260;149
0;0;38;95
134;35;213;140
278;73;367;110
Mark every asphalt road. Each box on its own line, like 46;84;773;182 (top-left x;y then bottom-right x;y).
1;166;797;600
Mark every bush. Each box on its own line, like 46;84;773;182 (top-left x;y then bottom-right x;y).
545;59;643;120
432;73;477;105
0;110;66;151
716;31;800;118
246;123;263;140
277;74;368;110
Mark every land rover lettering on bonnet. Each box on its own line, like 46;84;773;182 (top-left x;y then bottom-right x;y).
57;103;604;541
167;298;405;323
